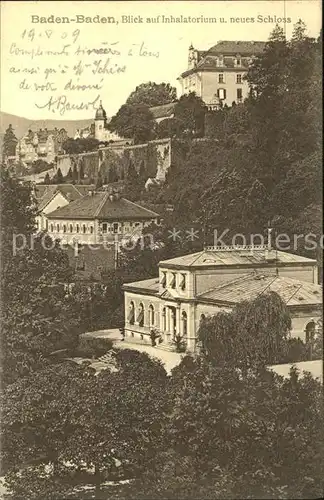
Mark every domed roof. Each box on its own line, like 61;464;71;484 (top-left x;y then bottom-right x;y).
95;101;107;120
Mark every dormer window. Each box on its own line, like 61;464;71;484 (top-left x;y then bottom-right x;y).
170;273;176;289
160;272;166;288
218;74;224;84
235;58;241;66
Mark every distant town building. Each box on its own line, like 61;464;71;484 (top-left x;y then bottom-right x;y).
74;124;95;140
149;102;177;124
45;190;160;245
35;184;95;232
94;101;124;143
16;128;68;165
123;246;321;351
178;41;266;109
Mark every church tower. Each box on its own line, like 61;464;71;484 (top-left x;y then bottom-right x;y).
94;101;107;142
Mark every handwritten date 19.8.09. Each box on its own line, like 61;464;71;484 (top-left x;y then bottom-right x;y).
21;28;80;44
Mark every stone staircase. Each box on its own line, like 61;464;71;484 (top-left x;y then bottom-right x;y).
98;351;116;365
155;341;176;352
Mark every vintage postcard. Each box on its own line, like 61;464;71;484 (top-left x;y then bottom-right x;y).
0;1;322;499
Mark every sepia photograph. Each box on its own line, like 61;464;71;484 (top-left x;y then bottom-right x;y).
0;0;323;498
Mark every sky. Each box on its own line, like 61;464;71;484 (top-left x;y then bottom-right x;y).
0;0;321;121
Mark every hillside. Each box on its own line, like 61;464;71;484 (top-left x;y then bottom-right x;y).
0;111;95;139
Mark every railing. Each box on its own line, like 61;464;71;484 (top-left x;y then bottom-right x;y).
204;244;268;252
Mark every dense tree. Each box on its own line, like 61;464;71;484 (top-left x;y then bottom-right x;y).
155;92;207;139
53;167;63;184
30;159;53;175
108;104;154;144
198;292;292;369
62;137;99;154
123;160;143;201
72;163;78;183
43;172;50;184
2;351;170;499
0;172;83;384
2;124;18;159
126;82;177;107
95;170;103;188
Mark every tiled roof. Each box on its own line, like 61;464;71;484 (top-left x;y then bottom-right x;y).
47;192;160;220
199;273;322;307
207;40;266;55
38;186;58;211
149;102;177;120
38;184;90;211
123;277;160;294
159;248;317;269
34;185;48;199
181;41;266;77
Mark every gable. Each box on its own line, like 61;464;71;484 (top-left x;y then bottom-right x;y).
43;191;70;215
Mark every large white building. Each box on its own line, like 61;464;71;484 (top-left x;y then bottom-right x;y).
123;246;322;351
178;41;266;109
45;190;160;245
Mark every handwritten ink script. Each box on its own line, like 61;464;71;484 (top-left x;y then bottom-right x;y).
8;28;160;116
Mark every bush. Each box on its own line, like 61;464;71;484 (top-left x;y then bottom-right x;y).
173;334;186;353
74;336;113;358
280;337;309;363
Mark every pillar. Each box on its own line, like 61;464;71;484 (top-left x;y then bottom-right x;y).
166;307;171;343
176;305;181;335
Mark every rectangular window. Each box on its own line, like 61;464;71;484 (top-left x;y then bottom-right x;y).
170;273;176;289
179;274;186;291
102;223;107;233
217;88;227;100
237;88;243;101
113;222;118;234
236;58;241;66
218;74;224;83
236;74;242;84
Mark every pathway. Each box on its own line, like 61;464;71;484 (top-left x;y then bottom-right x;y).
81;329;184;374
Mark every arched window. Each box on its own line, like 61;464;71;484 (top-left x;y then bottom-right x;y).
83;224;86;234
90;226;94;234
56;224;60;232
70;224;73;233
149;304;155;327
200;314;206;322
63;225;67;233
50;224;54;232
128;301;135;325
137;303;144;327
182;311;188;336
76;224;80;233
305;321;316;343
